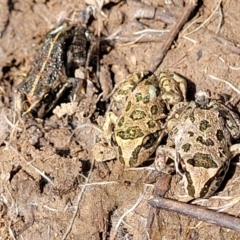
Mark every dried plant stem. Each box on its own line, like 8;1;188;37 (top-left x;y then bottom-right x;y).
208;74;240;95
151;0;198;74
149;197;240;232
184;1;222;36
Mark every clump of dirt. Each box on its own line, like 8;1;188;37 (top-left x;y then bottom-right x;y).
1;0;240;239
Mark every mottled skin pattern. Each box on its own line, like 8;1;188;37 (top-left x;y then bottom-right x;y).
104;71;187;167
113;74;166;167
155;89;240;201
17;23;94;118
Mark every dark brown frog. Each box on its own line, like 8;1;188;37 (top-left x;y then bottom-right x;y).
17;22;95;118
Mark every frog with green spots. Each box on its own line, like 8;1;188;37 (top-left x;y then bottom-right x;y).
155;89;240;201
102;71;187;167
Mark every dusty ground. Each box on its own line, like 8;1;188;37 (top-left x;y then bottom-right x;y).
1;0;240;239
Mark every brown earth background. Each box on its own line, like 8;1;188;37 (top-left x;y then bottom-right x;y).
1;0;240;239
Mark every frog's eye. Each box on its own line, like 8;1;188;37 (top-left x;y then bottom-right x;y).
142;133;157;149
111;133;118;146
43;93;53;103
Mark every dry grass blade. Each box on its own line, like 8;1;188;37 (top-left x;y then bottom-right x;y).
208;74;240;95
8;143;54;185
209;196;240;212
183;1;222;36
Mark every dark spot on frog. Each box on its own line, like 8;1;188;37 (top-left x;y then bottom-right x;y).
130;110;146;120
147;120;156;128
151;105;158;115
216;129;224;141
185;171;195;197
189;112;195;122
182;143;191;152
116;126;144;140
188;131;194;137
187;153;217;168
196;136;214;146
118;146;125;165
135;93;142;102
118;116;125;127
199;120;211;131
117;89;129;96
129;145;141;166
126;101;131;112
218;147;226;158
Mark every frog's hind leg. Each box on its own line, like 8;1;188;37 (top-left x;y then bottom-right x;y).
230;143;240;159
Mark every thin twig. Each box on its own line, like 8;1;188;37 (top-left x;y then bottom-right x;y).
134;29;170;35
8;227;17;240
210;31;240;55
151;0;198;74
61;185;88;239
78;181;117;187
148;197;240;232
117;32;169;45
229;66;240;70
216;2;223;34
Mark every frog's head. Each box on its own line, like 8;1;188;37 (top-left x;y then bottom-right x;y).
112;126;161;167
178;152;229;199
18;75;70;118
195;89;211;108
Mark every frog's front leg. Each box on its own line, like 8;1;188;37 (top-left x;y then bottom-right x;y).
154;145;177;175
92;112;118;163
171;72;187;102
67;77;86;102
102;111;118;143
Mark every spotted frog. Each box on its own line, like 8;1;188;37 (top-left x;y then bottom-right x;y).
102;71;187;167
17;22;95;118
155;89;240;201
